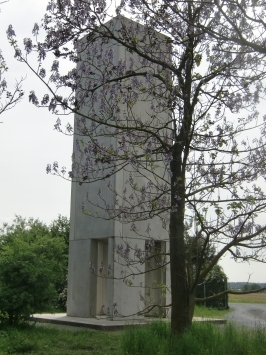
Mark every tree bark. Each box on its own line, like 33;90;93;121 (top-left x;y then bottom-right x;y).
170;143;191;334
188;292;196;324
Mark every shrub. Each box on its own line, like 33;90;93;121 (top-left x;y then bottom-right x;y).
0;216;68;324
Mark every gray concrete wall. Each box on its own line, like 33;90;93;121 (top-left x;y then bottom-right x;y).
67;16;171;319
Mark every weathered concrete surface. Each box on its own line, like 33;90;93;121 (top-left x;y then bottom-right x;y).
67;16;171;319
33;313;226;331
225;303;266;328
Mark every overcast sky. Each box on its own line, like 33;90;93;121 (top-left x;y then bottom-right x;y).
0;0;73;226
1;0;266;283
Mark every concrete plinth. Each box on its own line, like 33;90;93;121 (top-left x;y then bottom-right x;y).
33;313;227;331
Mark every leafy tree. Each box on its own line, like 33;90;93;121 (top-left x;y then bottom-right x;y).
204;264;227;282
49;214;70;248
0;215;49;244
8;0;266;334
242;283;263;293
49;215;70;309
0;216;69;324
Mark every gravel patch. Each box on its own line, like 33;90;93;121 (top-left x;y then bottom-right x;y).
225;303;266;329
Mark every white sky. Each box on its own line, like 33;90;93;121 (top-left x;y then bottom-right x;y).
0;0;266;283
0;0;73;226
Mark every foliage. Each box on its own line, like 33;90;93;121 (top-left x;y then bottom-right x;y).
0;216;69;324
49;215;70;309
205;264;227;281
49;215;70;248
7;0;266;334
0;215;49;244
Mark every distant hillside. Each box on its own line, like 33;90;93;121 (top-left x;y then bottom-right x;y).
229;282;266;291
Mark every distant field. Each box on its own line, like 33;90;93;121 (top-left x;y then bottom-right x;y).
229;292;266;304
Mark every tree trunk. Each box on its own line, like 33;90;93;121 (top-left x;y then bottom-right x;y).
170;144;190;334
170;212;191;334
188;292;196;324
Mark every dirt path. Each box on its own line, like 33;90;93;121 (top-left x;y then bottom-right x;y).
225;303;266;328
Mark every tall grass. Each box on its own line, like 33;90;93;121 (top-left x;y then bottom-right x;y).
0;320;265;355
121;321;266;355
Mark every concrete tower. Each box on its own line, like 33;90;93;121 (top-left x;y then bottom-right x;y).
67;16;171;320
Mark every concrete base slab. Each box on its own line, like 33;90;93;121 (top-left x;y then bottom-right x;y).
32;313;226;331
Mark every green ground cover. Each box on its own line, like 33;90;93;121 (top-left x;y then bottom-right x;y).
0;320;265;355
0;325;120;355
193;305;231;318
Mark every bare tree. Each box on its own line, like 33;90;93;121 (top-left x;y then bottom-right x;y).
7;0;266;334
203;0;266;55
0;1;24;120
0;51;24;118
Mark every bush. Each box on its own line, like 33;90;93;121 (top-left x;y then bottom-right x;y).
0;216;68;324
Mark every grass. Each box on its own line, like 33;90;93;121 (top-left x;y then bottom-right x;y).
0;293;264;355
122;321;266;355
0;324;121;355
193;305;231;318
0;320;265;355
229;292;266;304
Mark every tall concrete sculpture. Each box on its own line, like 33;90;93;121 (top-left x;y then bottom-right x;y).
67;16;171;320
